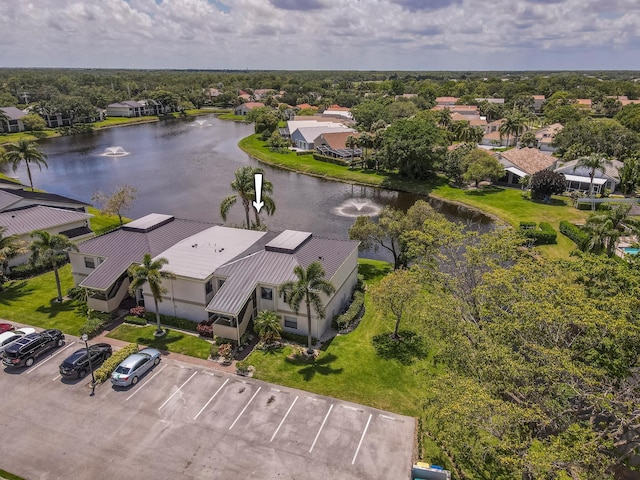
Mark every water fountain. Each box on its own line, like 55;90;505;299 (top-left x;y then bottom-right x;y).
190;119;213;127
101;146;129;157
333;198;383;218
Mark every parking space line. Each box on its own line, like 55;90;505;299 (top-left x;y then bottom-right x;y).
351;413;372;465
229;386;262;430
51;374;61;381
193;378;229;420
26;342;76;374
126;364;167;401
309;403;334;453
158;371;198;410
270;395;298;442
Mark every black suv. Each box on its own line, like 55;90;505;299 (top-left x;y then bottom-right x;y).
2;329;65;368
59;343;112;379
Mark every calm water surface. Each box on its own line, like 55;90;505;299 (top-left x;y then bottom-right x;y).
9;115;491;259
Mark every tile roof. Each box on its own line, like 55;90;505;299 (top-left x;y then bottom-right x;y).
314;131;360;150
240;102;264;109
535;123;564;142
496;148;556;175
435;97;459;104
0;206;92;237
207;236;359;316
295;103;315;110
78;216;212;291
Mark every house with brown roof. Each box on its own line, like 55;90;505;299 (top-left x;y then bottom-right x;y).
576;98;593;110
234;102;265;116
314;131;362;160
70;213;359;342
432;105;479;116
495;148;557;186
533;95;546;113
435;97;459;106
534;123;563;152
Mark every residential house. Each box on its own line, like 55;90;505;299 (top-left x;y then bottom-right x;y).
450;112;487;128
205;230;359;342
314;131;362;160
40;108;103;127
554;159;623;194
610;96;640;107
291;125;354;151
69;214;213;314
0;206;93;267
106;101;144;117
252;89;275;101
481;119;515;147
70;213;360;342
0;107;27;133
322;105;353;120
281;117;349;139
234;102;265;116
435;97;459;106
475;98;505;104
0;188;89;213
432;105;480;116
534;123;563;152
533;95;546;113
495;148;557;186
238;90;251;102
576;99;593;110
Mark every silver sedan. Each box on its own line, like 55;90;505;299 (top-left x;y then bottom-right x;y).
110;348;161;387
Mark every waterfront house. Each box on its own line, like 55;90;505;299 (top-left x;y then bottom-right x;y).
234;102;265;116
495;148;557;186
0;107;27;133
554;159;622;194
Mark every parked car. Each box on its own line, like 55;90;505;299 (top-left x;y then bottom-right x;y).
110;348;161;387
59;343;113;379
0;328;36;354
0;323;15;334
2;329;65;368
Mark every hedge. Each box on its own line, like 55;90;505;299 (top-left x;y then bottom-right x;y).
144;312;198;332
281;331;318;346
519;221;537;230
93;343;139;384
8;254;69;279
124;315;148;326
333;291;365;331
559;221;589;249
312;153;350;166
521;222;557;245
79;317;109;339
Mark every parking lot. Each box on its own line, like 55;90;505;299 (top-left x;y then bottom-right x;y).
0;328;416;480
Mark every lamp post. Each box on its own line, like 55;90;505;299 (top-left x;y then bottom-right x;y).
81;333;96;396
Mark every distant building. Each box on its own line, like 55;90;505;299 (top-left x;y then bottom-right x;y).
0;107;27;133
234;102;265;116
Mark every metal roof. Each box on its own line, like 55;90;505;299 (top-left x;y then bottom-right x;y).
563;174;607;185
0;188;88;207
123;213;174;232
0;190;19;212
78;216;212;291
0;206;92;237
207;236;359;316
0;107;27;120
156;226;266;280
504;166;527;177
265;230;311;253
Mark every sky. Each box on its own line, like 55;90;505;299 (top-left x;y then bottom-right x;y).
1;0;639;71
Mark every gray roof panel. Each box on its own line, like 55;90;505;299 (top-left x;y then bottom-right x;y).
0;205;92;236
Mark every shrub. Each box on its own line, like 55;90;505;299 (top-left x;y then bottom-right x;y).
519;221;537;230
213;335;236;346
8;254;69;279
197;320;214;338
560;221;589;249
333;291;365;331
209;343;219;359
355;274;365;292
521;222;557;245
312;153;350;166
281;331;317;346
79;317;108;339
93;343;138;384
218;343;233;361
124;315;147;326
144;312;198;332
236;360;250;375
129;306;146;318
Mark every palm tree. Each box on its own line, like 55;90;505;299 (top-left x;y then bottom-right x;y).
585;204;635;256
128;253;176;336
254;310;283;345
220;166;275;229
279;261;335;354
573;153;613;198
452;121;484;144
0;227;27;285
2;139;48;191
498;109;527;147
346;135;358;165
29;230;78;302
437;108;452;130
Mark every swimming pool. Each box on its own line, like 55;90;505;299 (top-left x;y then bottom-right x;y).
623;247;640;255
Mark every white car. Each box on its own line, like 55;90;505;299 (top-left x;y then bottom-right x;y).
0;328;36;355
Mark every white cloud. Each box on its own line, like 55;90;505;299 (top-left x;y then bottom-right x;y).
0;0;638;69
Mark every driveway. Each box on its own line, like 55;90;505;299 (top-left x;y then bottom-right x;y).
0;328;416;480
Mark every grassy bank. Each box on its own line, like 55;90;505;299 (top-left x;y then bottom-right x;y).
240;134;588;257
0;131;59;146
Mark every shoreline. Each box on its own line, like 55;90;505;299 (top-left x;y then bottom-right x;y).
237;137;505;225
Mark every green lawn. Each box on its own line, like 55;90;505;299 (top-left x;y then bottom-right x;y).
0;130;59;146
87;207;130;235
106;324;211;359
246;259;425;416
93;116;159;128
218;113;250;122
0;264;86;335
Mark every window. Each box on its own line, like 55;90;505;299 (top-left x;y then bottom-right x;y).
261;287;273;300
217;279;226;289
205;280;213;294
84;257;95;269
284;316;297;329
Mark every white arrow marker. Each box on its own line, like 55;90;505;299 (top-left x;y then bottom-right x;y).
252;173;264;213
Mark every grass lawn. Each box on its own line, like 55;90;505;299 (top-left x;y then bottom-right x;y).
87;207;130;235
93;116;159;128
246;259;425;416
0;264;86;335
0;130;59;146
218;113;250;122
106;324;211;359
